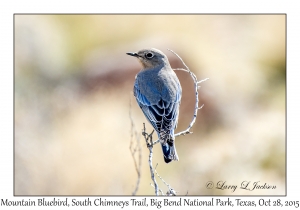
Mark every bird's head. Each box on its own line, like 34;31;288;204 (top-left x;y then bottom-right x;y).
126;48;170;69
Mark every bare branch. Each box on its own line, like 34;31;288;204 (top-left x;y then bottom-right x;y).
167;49;191;72
142;123;160;196
154;164;177;196
150;183;165;195
129;97;142;195
166;189;177;196
151;50;209;145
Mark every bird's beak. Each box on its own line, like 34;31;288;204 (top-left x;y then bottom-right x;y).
126;52;139;57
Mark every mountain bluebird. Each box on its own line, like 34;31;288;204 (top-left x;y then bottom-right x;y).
127;48;182;163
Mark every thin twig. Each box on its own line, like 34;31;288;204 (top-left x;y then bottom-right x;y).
150;183;165;195
152;50;209;145
154;164;176;196
142;123;159;196
129;97;142;195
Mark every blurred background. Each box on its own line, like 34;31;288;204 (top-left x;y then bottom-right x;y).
14;15;285;195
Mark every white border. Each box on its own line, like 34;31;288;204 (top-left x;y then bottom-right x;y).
1;0;299;209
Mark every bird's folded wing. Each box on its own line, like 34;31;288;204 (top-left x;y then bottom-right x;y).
134;80;181;132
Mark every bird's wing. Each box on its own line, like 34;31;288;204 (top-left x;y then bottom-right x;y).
134;79;181;134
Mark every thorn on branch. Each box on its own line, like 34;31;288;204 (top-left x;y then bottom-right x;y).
197;78;210;84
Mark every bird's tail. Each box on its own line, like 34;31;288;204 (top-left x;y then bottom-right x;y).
161;138;179;163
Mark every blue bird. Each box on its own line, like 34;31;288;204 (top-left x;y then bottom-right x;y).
127;48;182;163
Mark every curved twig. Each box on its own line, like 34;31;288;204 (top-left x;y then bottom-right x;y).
152;49;209;145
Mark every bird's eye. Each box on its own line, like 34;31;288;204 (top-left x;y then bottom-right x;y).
145;52;154;59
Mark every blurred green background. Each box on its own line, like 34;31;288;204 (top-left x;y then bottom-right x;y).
14;14;285;195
